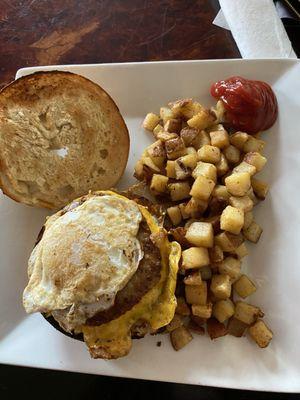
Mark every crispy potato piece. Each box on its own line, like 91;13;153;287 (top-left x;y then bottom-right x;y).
147;140;166;169
233;161;256;176
225;172;251;197
217;257;241;281
166;160;176;178
209;196;227;216
243;211;254;230
180;127;199;146
212;184;230;201
169;181;191;201
143;113;160;131
213;299;235;323
209;129;229;149
200;265;212;280
210;274;231;300
243;220;263;243
192;303;212;319
233;275;256;298
185;197;208;218
216;153;229;177
220;205;244;235
182;247;210;269
243;137;265;153
167;205;182;226
164;118;182;134
209;245;224;263
134;159;146;180
184;270;202;286
185;282;207;305
150;174;169;194
166;314;183;332
214;231;244;252
188;320;205;335
191;130;211;149
152;123;164;138
248;320;273;348
185;221;214;248
176;297;191;316
142;155;161;173
198;145;221;164
187;109;215;130
227;317;248;337
223;145;241;164
229;131;249;150
234;243;249;259
156;131;178;142
244;152;267;172
160;106;175;124
234;301;264;325
186;146;197;155
207;318;228;339
165;137;187;160
229;196;253;212
251;178;269;200
190;175;215;201
178;203;190;220
170;99;202;120
170;326;193;351
192;161;217;182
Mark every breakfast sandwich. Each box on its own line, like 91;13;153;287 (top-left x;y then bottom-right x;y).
0;71;129;209
23;190;181;359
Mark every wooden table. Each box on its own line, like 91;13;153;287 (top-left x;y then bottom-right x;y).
0;0;240;89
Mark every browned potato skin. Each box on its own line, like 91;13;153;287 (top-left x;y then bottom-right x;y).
170;326;193;350
207;318;228;340
228;318;248;337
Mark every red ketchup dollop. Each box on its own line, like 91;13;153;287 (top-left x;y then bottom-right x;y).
211;76;278;134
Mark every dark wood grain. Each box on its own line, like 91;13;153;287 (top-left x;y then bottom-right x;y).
0;0;240;88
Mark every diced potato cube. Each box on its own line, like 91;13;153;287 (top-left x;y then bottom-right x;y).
134;159;145;180
210;274;231;300
192;161;217;182
243;137;265;153
184;271;202;285
167;206;182;226
181;247;210;269
190;175;215;201
225;172;251;197
251;178;269;200
166;160;176;178
180;127;199;146
233;161;256;176
176;297;190;316
248;320;273;348
230;131;249;150
220;205;244;235
160;107;175;124
185;197;208;217
212;184;230;201
168;182;191;201
243;221;263;243
191;130;211;149
213;299;235;323
246;187;259;206
142;156;161;172
185;282;207;305
223;145;240;164
243;211;254;230
234;275;256;298
156;131;178;142
198;145;221;164
214;231;244;252
207;123;225;133
200;265;212;280
143;113;160;131
234;301;263;325
244;152;267;172
152;123;164;138
165;137;187;160
234;243;249;259
174;162;190;180
212;100;226;124
170;326;193;351
229;196;253;212
164;118;182;133
166;314;183;332
209;245;224;263
217;256;241;281
207;318;228;339
178;203;190;220
209;129;229;149
186;146;197;155
169;98;193;118
216;153;229;177
187;109;215;130
147;140;166;168
178;153;198;170
185;221;214;248
150;174;169;194
227;317;248;337
192;303;212;319
203;215;221;234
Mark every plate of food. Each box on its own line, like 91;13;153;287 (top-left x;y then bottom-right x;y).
0;58;299;392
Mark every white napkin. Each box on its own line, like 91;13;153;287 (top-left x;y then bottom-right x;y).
213;0;296;59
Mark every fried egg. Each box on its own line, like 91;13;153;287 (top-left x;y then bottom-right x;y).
23;195;143;328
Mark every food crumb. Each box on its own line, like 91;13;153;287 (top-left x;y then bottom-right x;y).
156;341;162;347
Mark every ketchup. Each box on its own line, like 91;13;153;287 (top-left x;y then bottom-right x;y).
211;76;278;134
